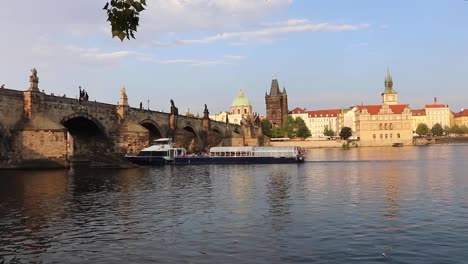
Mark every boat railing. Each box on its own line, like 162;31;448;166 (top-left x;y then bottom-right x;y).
209;146;300;158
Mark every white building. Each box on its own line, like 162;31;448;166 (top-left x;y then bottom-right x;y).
289;107;343;138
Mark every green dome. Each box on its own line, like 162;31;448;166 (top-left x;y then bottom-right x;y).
231;90;251;107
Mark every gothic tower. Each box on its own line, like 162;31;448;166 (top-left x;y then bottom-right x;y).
381;68;398;105
265;79;288;127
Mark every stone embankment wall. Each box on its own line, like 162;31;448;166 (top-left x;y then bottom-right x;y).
270;140;344;149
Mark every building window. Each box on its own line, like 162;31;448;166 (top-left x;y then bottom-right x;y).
397;133;401;138
384;123;388;130
380;123;383;130
390;123;393;130
373;134;376;139
244;109;247;114
380;134;383;139
390;134;393;138
237;109;240;114
385;134;388;139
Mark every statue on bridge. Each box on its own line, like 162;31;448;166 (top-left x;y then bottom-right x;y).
170;99;179;115
203;104;209;119
119;86;128;106
28;68;40;91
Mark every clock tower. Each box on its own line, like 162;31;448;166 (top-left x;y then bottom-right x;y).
381;68;398;105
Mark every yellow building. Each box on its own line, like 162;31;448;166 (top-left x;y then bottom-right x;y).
423;98;452;128
454;109;468;127
355;70;413;146
411;109;426;132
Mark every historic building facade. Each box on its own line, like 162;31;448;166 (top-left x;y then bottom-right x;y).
410;97;452;131
355;70;413;146
411;109;426;131
454;109;468;127
289;107;342;138
210;89;253;125
265;79;288;127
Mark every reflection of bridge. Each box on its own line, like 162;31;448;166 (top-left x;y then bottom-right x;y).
0;69;261;168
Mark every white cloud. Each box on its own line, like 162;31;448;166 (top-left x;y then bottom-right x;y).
154;22;370;46
261;18;309;27
140;0;293;33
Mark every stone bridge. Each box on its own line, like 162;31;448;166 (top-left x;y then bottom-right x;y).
0;69;262;168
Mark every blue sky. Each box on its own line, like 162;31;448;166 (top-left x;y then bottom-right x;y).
1;0;467;115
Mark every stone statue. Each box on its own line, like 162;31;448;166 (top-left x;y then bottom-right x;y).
170;99;178;115
203;104;209;118
30;68;38;82
119;86;128;106
28;68;40;91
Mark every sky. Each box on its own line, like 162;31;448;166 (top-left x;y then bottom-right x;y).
1;0;467;115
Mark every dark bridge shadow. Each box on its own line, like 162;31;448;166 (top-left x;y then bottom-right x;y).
61;115;111;163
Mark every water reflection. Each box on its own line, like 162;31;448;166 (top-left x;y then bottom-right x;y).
266;165;292;231
0;145;467;263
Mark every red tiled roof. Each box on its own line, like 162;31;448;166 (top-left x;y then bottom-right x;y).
289;107;342;117
389;104;410;114
424;104;447;108
307;109;342;118
454;109;468;117
289;107;308;114
357;105;382;114
411;109;426;116
358;104;409;115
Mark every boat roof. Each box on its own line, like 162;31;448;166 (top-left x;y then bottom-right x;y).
153;138;172;142
210;146;299;152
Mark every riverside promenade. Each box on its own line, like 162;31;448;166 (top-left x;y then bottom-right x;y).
270;136;468;149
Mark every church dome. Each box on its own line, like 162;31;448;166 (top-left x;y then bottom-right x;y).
231;90;251;107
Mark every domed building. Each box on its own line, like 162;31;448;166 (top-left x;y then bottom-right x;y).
230;89;252;116
210;89;254;125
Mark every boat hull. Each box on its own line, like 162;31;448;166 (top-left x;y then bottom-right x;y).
125;156;172;165
125;155;305;165
174;155;305;165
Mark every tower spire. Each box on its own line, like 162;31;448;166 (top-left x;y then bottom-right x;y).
384;67;394;93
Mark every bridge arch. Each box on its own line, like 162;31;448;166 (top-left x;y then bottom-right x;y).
209;126;224;147
60;113;110;160
0;122;9;160
139;119;165;142
174;123;203;153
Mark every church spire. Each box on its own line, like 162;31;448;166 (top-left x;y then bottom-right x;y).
382;68;398;105
269;79;281;96
384;67;395;93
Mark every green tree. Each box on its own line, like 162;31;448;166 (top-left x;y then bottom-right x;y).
323;126;335;137
103;0;147;41
444;125;451;134
261;119;273;137
339;126;353;140
271;126;285;138
431;123;444;136
461;125;468;135
295;117;311;139
283;116;297;138
450;124;463;135
415;123;429;136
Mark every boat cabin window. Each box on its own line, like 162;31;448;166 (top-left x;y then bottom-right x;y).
138;151;169;157
152;139;171;146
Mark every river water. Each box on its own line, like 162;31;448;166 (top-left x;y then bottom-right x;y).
1;144;467;263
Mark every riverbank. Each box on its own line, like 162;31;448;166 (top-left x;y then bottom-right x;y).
270;136;468;149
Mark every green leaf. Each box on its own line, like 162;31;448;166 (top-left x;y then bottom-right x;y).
132;2;145;12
